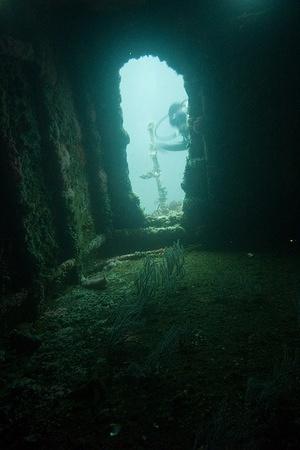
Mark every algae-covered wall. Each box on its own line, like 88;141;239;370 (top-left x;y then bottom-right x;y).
94;63;146;229
0;41;57;292
200;5;300;244
0;35;96;320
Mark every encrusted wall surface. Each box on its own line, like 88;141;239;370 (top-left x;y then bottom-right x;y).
0;42;58;290
93;63;145;229
0;35;95;320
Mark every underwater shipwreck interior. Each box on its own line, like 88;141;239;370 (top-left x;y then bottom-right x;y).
0;0;300;448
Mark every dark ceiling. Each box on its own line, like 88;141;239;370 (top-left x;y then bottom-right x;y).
30;0;149;14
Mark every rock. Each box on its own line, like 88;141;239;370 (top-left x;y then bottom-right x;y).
103;225;186;256
81;274;107;290
56;258;78;285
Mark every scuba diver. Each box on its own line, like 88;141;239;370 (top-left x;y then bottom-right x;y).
154;99;190;151
140;100;189;212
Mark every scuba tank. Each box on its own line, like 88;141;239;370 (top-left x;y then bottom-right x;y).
154;100;190;151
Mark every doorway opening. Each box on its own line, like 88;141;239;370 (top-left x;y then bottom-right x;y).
120;56;189;215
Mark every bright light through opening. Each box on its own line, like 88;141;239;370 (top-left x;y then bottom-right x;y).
120;56;188;214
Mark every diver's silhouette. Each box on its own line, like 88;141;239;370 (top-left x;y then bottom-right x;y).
154;100;190;151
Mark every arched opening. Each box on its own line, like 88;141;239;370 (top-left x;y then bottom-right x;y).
120;55;189;215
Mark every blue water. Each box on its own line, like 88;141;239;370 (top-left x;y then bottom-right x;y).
120;56;188;214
